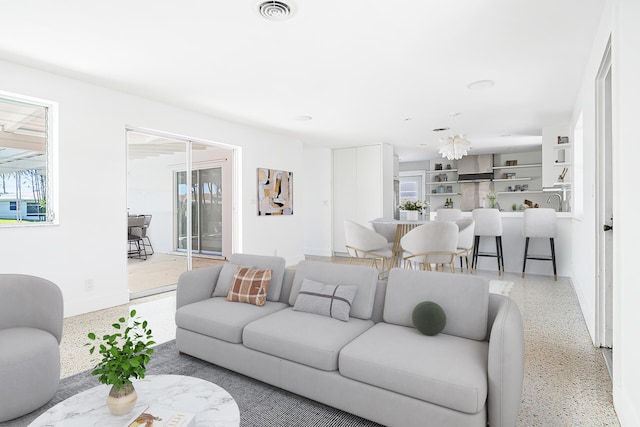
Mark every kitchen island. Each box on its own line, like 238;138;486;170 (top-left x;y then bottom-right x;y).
430;210;572;277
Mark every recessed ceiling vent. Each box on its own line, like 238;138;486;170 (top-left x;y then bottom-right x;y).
258;1;293;21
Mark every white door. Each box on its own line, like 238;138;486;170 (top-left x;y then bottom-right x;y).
596;43;613;350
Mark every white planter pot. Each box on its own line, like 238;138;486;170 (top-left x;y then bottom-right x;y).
406;211;419;221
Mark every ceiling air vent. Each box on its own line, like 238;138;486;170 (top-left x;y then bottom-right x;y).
258;1;294;21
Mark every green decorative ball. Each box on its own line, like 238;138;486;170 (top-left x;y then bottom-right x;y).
412;301;446;336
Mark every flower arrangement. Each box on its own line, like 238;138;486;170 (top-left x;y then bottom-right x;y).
397;199;429;211
487;191;497;208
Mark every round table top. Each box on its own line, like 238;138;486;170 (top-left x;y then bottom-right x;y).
29;375;240;427
369;218;430;225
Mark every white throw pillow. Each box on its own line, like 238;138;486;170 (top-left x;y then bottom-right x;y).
292;278;357;322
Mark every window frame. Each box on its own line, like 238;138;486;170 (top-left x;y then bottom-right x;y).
0;90;58;227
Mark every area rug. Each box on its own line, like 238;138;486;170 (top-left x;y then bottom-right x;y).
489;280;514;296
2;340;382;427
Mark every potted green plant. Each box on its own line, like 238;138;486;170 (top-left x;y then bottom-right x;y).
486;191;497;208
86;309;154;415
397;199;429;221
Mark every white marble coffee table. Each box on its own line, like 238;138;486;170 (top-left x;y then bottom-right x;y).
29;375;240;427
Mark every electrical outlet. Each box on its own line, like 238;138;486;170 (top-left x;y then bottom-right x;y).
84;279;94;292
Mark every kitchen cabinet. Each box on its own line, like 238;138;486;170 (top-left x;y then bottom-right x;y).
332;144;394;254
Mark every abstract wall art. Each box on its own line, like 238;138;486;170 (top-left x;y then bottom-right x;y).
257;168;293;215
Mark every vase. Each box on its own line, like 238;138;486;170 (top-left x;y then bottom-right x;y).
106;383;137;415
406;211;419;221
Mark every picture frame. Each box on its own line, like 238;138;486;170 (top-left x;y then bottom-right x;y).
257;168;293;215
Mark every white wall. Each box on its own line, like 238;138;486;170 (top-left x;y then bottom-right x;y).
571;0;640;424
0;59;305;317
611;0;640;424
302;145;332;256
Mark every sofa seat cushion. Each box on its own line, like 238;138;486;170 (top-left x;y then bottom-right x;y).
339;322;489;414
175;297;288;344
243;308;374;371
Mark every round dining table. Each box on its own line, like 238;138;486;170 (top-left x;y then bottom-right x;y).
370;218;430;268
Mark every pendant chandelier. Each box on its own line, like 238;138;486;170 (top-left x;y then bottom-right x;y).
437;112;471;160
438;134;471;160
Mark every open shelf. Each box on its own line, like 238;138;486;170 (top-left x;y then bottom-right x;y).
428;180;458;184
429;192;460;196
554;162;572;166
493;177;532;182
497;190;545;195
492;163;542;170
427;169;457;173
553;143;573;150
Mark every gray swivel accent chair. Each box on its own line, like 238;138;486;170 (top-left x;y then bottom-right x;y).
472;208;504;274
0;274;63;422
522;208;558;280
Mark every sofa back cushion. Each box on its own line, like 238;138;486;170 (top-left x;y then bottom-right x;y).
289;261;378;320
229;253;286;301
384;269;489;340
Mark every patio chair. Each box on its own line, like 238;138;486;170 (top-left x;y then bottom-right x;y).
127;215;147;260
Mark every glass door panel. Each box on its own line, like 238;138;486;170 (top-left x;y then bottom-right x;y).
176;167;222;255
198;167;222;254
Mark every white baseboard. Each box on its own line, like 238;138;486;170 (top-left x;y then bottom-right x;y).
615;385;640;427
65;291;129;318
303;248;333;257
570;273;597;345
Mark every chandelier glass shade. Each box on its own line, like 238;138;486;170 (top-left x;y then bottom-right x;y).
438;134;471;160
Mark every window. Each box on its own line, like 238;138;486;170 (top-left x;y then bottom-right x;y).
399;171;426;203
0;92;56;224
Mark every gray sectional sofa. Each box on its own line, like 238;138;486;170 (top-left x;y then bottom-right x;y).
175;254;524;427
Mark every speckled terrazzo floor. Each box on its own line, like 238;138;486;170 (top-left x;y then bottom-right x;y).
59;292;178;379
60;258;620;426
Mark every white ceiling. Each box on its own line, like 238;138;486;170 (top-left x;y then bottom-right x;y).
0;0;605;162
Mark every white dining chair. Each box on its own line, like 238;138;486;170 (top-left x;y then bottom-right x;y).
455;218;475;273
370;218;397;244
344;220;393;276
400;222;458;272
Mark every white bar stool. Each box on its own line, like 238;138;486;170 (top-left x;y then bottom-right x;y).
471;208;504;274
522;208;558;280
436;208;462;222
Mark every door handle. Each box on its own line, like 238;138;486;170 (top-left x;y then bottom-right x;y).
603;224;613;232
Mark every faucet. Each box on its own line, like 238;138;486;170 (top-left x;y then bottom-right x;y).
547;193;562;211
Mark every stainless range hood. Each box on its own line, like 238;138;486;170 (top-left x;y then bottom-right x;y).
458;154;493;210
457;154;494;181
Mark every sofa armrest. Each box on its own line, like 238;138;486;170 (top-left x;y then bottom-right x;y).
176;265;223;309
487;294;524;427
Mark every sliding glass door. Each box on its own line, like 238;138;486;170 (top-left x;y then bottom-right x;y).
176;167;223;255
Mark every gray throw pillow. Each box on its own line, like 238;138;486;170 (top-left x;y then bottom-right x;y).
292;278;357;322
212;263;248;297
